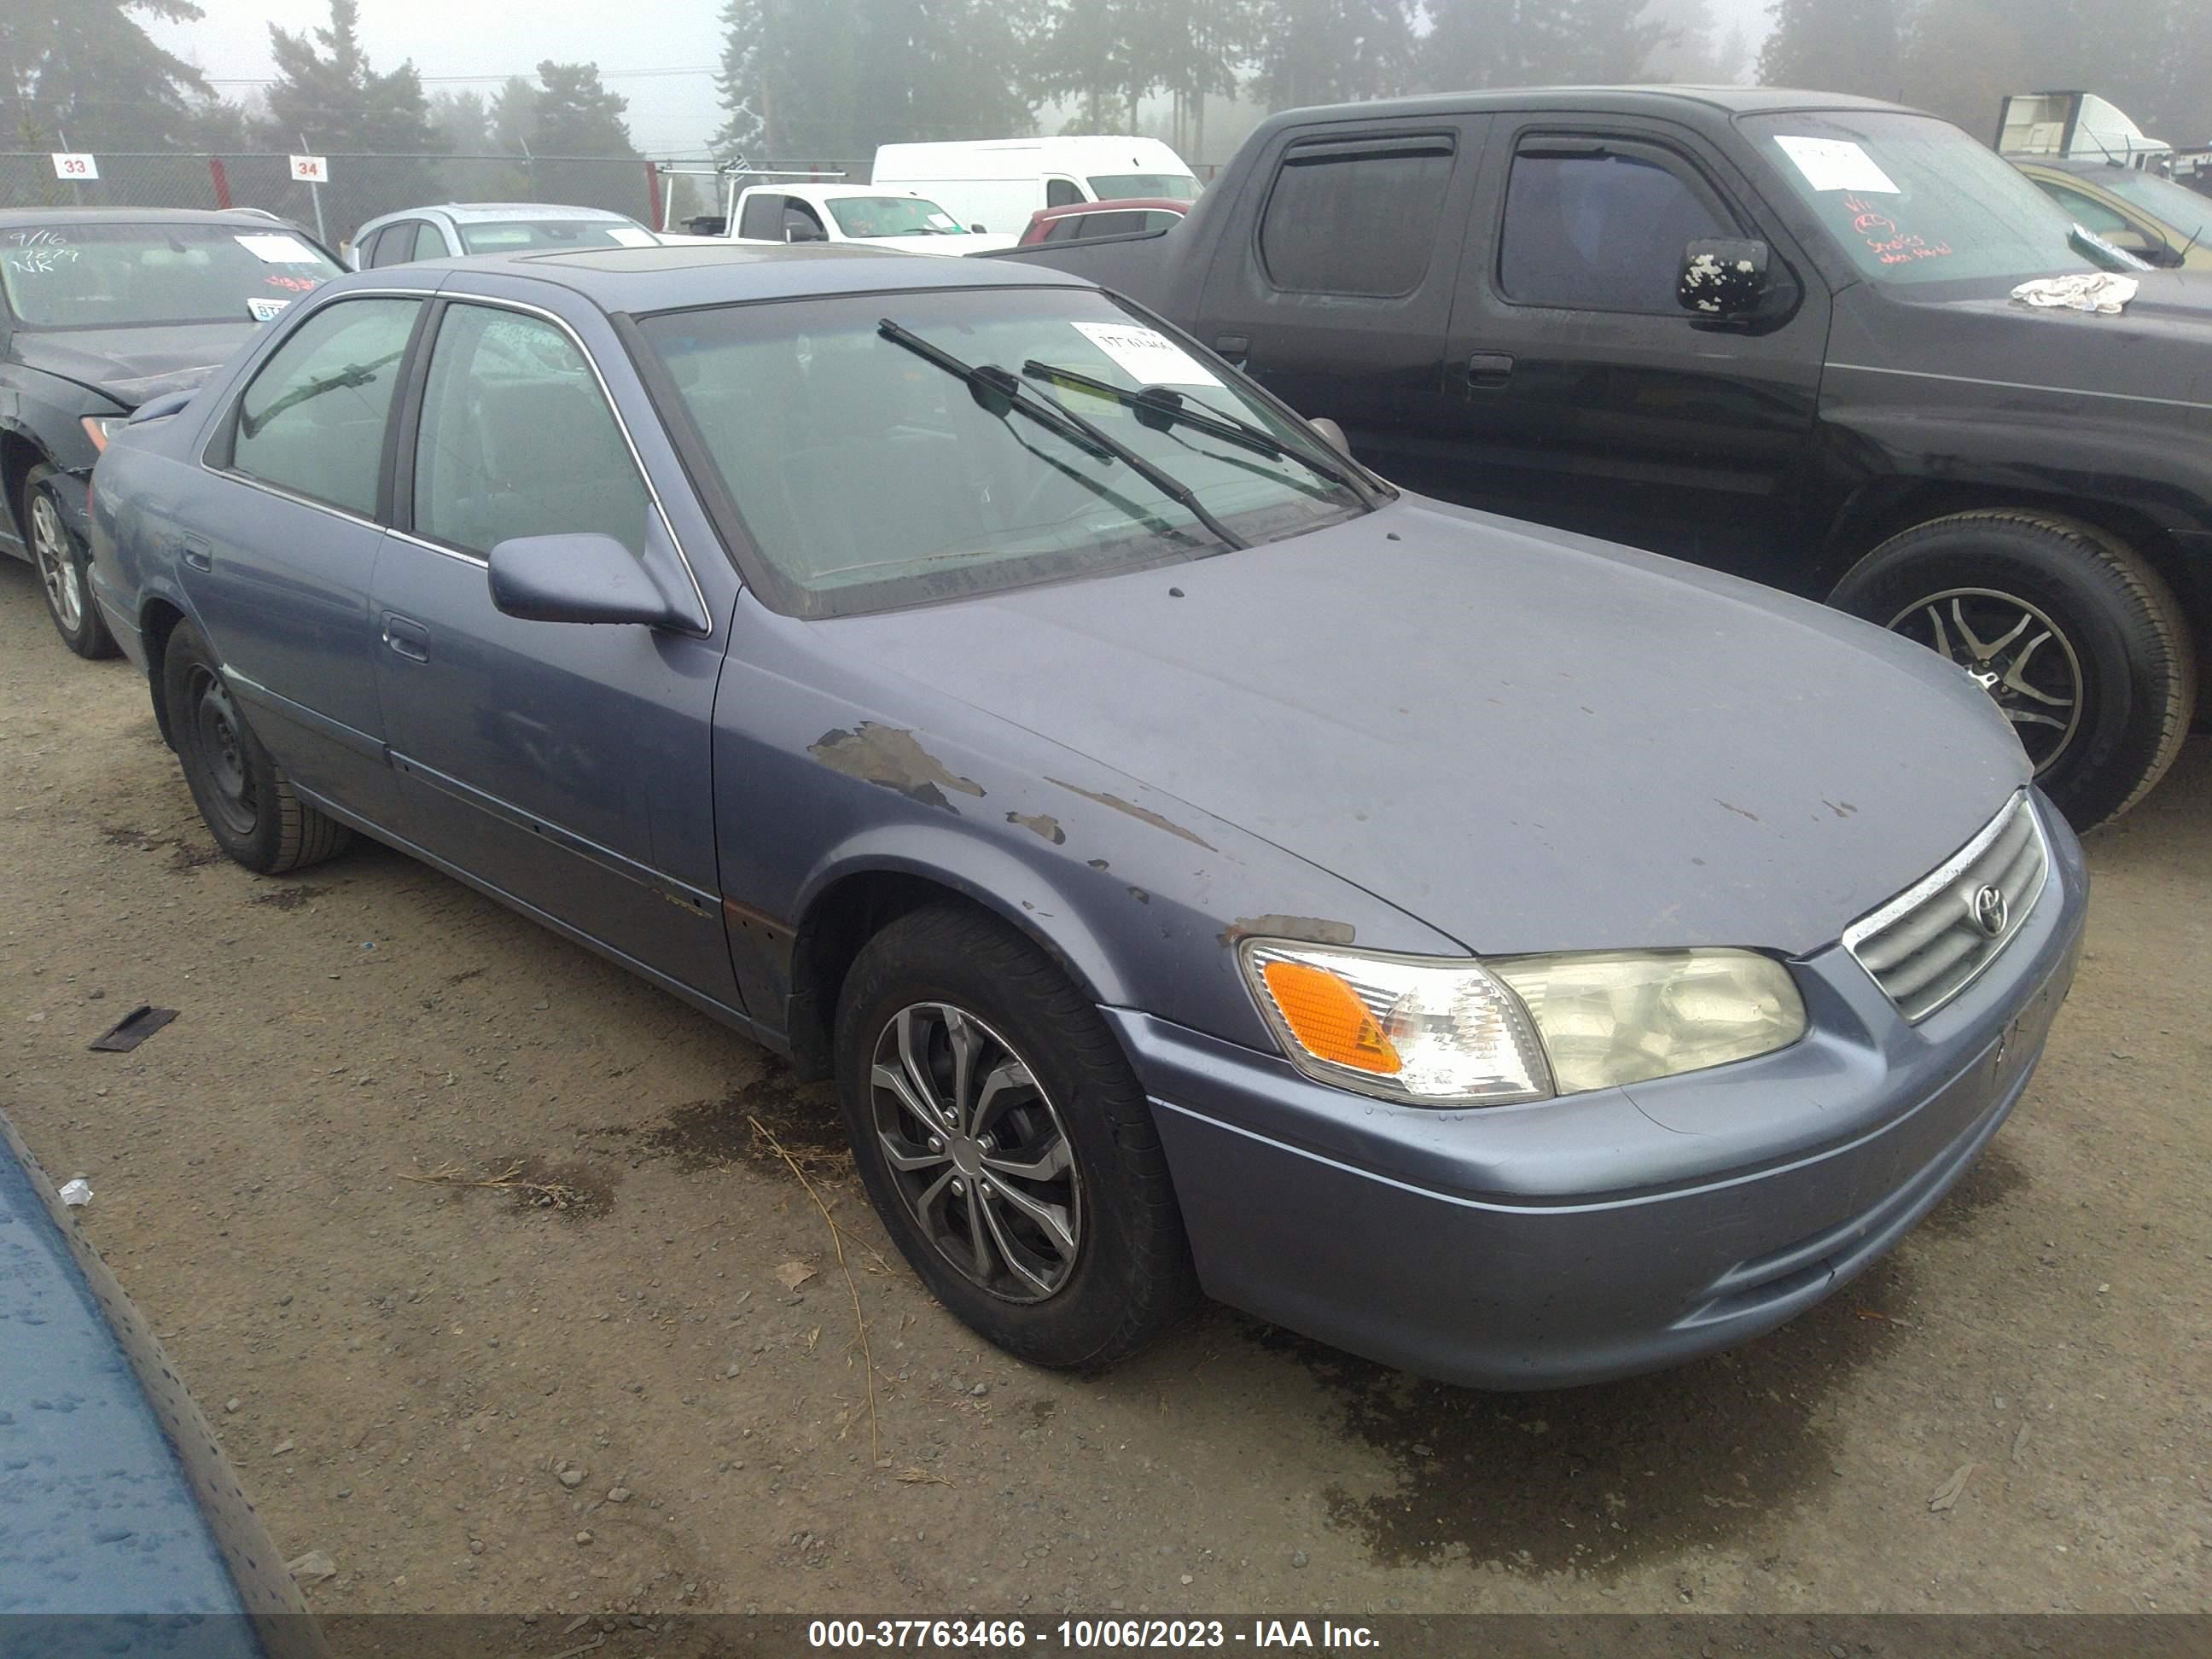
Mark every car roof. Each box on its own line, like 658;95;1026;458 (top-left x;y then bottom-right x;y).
407;241;1091;312
0;206;306;230
1258;84;1933;129
433;202;642;223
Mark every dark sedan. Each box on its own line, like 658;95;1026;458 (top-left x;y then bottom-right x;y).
89;244;2085;1388
1;208;341;656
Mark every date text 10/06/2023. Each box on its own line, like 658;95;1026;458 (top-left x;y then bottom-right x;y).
806;1620;1382;1650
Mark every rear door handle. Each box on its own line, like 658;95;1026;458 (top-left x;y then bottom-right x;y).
1466;352;1515;388
178;537;212;573
381;612;429;663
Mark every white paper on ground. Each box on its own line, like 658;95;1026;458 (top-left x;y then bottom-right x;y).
1774;136;1901;195
234;232;321;264
1070;320;1222;387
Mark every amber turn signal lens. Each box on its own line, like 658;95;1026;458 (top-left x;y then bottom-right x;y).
1260;958;1400;1075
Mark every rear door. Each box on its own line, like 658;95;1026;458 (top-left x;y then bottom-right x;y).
1192;117;1487;484
370;286;742;1006
1436;116;1831;581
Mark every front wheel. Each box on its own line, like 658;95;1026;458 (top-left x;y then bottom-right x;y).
23;463;117;659
161;621;352;873
1830;510;2196;830
834;905;1198;1370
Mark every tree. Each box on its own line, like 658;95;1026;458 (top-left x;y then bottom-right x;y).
1640;0;1724;81
0;0;211;151
1250;0;1416;112
428;89;491;153
1423;0;1671;91
527;62;638;212
491;75;538;154
260;0;440;232
1758;0;1901;101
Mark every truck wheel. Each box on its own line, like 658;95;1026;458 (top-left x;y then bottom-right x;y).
1830;510;2195;830
833;904;1199;1371
162;620;352;873
23;463;118;660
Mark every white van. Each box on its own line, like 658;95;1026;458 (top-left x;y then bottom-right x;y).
870;137;1200;236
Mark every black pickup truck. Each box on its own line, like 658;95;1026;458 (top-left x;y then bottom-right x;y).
998;86;2209;828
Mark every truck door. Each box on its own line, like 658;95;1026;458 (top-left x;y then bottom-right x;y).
1437;118;1831;585
1191;117;1488;486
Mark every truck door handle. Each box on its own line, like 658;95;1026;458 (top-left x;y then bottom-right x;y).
1214;333;1250;369
381;612;429;663
179;537;212;573
1466;352;1515;388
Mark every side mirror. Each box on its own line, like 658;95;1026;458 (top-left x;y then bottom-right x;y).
1307;416;1353;457
970;223;987;234
487;533;682;627
1678;238;1771;319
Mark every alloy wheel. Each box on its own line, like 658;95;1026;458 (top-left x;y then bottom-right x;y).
1885;587;2085;775
867;1002;1083;1302
28;492;82;634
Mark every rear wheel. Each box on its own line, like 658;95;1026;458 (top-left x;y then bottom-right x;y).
1830;511;2196;830
834;905;1198;1370
23;463;116;659
161;621;352;873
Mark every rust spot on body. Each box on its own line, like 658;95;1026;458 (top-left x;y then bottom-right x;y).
810;724;984;813
1007;811;1067;844
1046;777;1214;850
1220;914;1357;948
1714;799;1761;824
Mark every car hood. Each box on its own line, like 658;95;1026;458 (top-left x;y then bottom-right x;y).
824;498;2030;958
9;321;253;408
1836;269;2212;405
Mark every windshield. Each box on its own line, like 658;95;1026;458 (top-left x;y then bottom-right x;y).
0;222;338;329
1744;111;2107;286
456;219;656;253
640;287;1370;617
1087;172;1199;201
826;196;965;237
2090;168;2212;247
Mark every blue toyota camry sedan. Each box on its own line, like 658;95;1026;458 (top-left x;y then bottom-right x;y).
89;244;2086;1388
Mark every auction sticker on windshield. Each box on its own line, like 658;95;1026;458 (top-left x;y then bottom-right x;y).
234;232;321;264
1072;321;1222;387
1774;135;1899;195
608;227;659;247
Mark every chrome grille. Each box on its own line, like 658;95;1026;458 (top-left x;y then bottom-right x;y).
1842;791;2047;1022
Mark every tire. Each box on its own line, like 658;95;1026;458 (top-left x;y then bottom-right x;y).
160;620;352;874
23;463;117;660
1830;510;2197;830
833;905;1199;1371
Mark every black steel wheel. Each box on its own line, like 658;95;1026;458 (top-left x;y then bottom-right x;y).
1831;510;2196;830
834;904;1197;1369
23;463;117;659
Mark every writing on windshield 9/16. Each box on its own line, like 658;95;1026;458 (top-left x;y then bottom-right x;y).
808;1620;1382;1650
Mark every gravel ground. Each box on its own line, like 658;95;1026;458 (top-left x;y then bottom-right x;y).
2;562;2207;1623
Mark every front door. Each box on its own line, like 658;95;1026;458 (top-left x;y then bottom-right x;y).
1438;119;1831;585
370;295;739;1007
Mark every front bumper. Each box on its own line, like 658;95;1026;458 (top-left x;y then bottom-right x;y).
1112;795;2088;1389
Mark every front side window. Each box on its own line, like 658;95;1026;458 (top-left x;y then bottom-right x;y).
640;287;1373;618
1747;110;2116;286
1087;172;1199;201
412;303;652;558
364;223;419;268
230;297;418;516
1259;135;1456;297
2089;166;2212;246
1045;177;1084;208
1499;144;1732;313
1;221;339;329
737;194;787;241
411;222;451;261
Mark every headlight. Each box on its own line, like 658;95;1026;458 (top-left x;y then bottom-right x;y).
82;415;126;452
1240;940;1804;1107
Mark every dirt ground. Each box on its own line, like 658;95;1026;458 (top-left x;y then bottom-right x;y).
3;561;2207;1625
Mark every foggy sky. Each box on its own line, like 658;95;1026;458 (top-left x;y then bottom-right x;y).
152;0;1779;160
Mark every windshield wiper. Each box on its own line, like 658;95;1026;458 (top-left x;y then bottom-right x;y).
239;348;405;438
876;318;1246;551
1022;360;1377;505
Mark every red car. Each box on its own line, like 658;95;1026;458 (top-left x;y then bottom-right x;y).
1018;197;1190;246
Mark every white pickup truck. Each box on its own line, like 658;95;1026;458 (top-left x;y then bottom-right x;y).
675;183;1019;256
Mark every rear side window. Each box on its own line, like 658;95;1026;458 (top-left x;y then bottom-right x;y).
1259;134;1457;296
411;303;653;557
1499;143;1732;313
410;222;448;261
230;297;418;517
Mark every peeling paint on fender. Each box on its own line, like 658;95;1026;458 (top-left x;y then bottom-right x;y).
1006;811;1067;844
809;723;985;812
1219;914;1357;948
1046;777;1215;851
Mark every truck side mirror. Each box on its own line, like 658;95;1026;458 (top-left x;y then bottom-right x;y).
1678;238;1771;319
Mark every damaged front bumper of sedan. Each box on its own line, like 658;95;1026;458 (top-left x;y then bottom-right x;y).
1110;793;2087;1389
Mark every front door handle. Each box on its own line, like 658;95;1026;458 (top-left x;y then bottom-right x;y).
178;537;212;573
1466;351;1515;389
381;612;429;663
1214;333;1250;370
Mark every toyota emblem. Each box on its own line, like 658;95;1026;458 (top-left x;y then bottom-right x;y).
1970;883;2009;939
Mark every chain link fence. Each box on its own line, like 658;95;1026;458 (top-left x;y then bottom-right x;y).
3;152;665;247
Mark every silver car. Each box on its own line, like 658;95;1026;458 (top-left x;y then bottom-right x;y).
346;201;659;269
